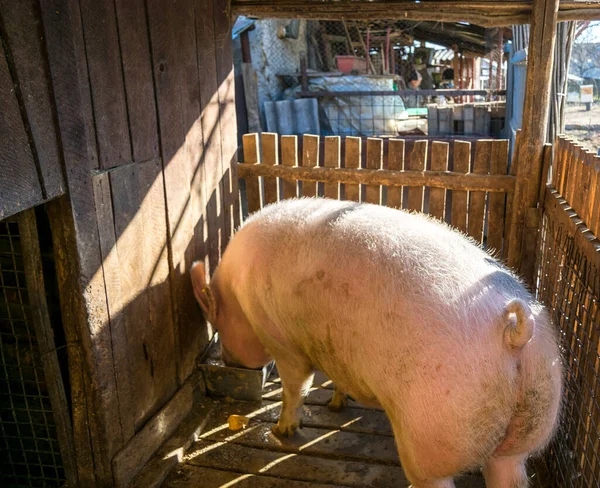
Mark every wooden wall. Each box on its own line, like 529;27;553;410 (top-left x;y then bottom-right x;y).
1;0;238;485
0;0;66;219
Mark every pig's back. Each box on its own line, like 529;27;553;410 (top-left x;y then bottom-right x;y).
234;199;560;476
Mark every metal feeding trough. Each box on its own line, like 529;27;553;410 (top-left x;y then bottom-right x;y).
198;334;275;402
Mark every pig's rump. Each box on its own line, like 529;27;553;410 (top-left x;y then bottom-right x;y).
231;199;561;477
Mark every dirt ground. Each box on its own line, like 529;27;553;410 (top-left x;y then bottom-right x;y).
564;103;600;152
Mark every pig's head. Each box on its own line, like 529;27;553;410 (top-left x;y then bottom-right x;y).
190;261;271;370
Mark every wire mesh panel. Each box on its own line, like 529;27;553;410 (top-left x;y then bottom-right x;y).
535;212;600;487
0;218;65;487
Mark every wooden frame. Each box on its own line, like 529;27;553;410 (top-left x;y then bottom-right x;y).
16;208;78;486
231;0;600;26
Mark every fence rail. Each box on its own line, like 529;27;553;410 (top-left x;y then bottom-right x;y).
552;135;600;239
239;132;513;255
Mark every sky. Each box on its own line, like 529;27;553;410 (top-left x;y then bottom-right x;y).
576;21;600;43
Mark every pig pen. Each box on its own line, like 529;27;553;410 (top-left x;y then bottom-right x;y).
159;369;488;488
158;133;598;488
148;132;527;487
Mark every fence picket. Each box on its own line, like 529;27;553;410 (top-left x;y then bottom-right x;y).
468;140;492;244
344;137;361;202
488;140;509;255
429;142;448;221
406;140;427;212
302;134;320;197
386;139;404;209
580;151;593;225
281;135;298;199
242;133;261;213
452;141;471;235
591;157;600;237
324;137;341;200
261;133;279;206
365;138;383;204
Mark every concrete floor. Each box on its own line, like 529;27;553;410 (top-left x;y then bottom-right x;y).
161;372;486;488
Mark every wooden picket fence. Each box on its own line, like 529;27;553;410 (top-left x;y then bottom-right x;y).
535;137;600;486
551;135;600;238
239;133;515;256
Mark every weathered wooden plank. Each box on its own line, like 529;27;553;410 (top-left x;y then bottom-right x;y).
186;440;406;487
552;136;565;189
503;130;520;260
91;173;135;443
591;157;600;238
148;0;205;389
324;136;341;200
429;141;449;221
203;422;400;465
237;164;516;193
405;140;427;212
579;151;593;225
567;145;583;214
128;398;215;488
18;209;78;486
468;140;492;244
164;465;344;488
451;140;471;234
112;371;201;487
108;161;176;431
79;0;131;168
487;140;509;255
386;139;404;209
281;135;299;199
114;0;159;162
243;133;262;212
138;159;178;420
0;0;64;199
344;136;362;202
262;133;279;205
302;134;320;197
557;137;572;196
40;0;120;481
506;0;560;280
45;198;96;486
365;138;383;204
194;0;225;275
213;0;238;246
0;44;43;219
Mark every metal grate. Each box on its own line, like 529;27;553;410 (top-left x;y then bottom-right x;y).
0;219;65;487
534;214;600;487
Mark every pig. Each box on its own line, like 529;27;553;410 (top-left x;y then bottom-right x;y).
190;198;563;488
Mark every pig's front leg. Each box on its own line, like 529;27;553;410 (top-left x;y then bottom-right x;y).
272;358;314;437
327;386;348;412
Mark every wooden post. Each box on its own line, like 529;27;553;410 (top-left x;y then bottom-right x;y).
507;0;559;283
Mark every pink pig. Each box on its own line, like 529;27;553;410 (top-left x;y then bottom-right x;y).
191;198;563;488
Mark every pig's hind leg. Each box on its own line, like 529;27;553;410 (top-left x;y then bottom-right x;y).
272;356;314;437
327;386;348;412
482;454;528;488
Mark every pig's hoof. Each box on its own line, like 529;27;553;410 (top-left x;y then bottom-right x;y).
271;422;299;437
327;395;348;412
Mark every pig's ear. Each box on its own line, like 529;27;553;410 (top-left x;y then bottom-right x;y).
190;261;216;319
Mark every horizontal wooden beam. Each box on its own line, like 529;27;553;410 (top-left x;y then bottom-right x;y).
237;163;516;193
232;0;600;26
297;89;506;98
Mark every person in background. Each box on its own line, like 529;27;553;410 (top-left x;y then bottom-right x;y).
405;69;422;108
